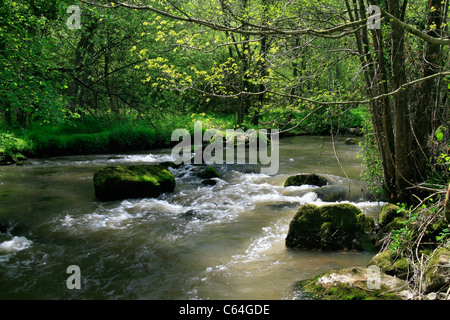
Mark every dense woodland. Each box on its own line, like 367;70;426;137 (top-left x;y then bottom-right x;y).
1;0;450;300
1;0;450;203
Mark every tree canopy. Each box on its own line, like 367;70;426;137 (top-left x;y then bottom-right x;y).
1;0;449;202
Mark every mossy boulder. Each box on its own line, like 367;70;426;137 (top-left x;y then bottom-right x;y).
284;174;330;187
198;166;221;179
93;165;175;201
423;247;450;293
369;250;412;279
378;203;402;226
296;267;413;300
285;203;375;251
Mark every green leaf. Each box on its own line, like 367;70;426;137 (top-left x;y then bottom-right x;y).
435;127;444;142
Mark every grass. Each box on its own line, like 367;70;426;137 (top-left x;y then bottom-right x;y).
0;112;240;158
0;107;367;159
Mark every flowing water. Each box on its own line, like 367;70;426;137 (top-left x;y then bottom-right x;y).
0;136;383;300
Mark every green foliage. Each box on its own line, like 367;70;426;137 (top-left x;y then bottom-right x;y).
0;0;71;127
386;200;448;258
0;131;32;159
436;227;450;247
388;204;417;255
426;125;450;186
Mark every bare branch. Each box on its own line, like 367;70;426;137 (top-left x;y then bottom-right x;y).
80;0;367;38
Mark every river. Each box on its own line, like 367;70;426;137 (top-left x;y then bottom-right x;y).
0;136;383;299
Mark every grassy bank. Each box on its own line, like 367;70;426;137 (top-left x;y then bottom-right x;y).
0;113;235;159
0;108;367;160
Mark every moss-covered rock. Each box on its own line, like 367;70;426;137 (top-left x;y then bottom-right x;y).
198;166;221;179
284;174;331;187
285;203;375;251
369;250;412;279
296;267;413;300
378;203;402;226
93;165;175;201
423;247;450;293
374;216;408;249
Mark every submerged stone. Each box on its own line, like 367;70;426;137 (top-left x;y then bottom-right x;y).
159;161;182;169
285;203;375;251
201;179;217;186
93;164;175;201
314;185;349;202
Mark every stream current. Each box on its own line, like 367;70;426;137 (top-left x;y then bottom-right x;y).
0;136;383;299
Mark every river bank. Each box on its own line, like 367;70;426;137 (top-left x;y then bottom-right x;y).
0;112;366;163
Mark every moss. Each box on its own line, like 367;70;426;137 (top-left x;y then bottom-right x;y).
357;213;375;233
378;203;402;226
370;250;395;273
93;165;175;201
296;268;403;300
369;250;412;279
423;247;450;292
393;257;410;272
199;166;221;179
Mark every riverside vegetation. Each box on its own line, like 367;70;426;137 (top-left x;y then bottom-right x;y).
1;0;450;300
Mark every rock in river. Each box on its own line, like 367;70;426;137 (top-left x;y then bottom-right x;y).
198;166;221;179
284;173;331;187
93;164;175;201
285;203;375;251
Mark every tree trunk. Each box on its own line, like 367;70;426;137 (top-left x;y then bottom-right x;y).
387;0;412;201
413;0;443;182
